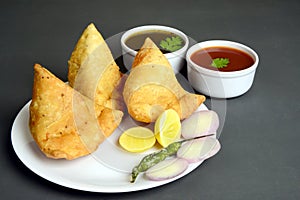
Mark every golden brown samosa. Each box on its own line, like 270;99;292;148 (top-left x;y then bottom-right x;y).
29;64;123;160
67;23;123;111
123;38;205;123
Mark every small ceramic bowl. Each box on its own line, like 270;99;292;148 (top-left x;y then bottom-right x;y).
121;25;189;73
186;40;259;98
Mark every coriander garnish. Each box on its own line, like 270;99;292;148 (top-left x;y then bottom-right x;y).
211;58;230;68
159;36;183;52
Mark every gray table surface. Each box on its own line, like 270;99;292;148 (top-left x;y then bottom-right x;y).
1;0;299;199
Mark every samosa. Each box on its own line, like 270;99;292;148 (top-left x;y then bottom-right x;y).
68;23;123;111
123;38;205;123
29;64;123;160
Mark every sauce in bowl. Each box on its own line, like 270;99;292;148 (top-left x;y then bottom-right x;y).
125;30;185;54
190;46;255;72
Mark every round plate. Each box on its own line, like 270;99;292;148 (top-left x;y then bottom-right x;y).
11;101;209;193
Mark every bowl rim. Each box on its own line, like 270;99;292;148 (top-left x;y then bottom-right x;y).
186;40;259;78
120;25;189;59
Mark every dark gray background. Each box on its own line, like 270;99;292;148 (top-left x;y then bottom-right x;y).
1;0;299;199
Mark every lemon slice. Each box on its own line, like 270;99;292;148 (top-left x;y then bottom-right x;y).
154;109;181;147
119;127;156;153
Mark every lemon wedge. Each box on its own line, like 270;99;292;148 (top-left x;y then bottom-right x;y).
119;127;156;153
154;109;181;147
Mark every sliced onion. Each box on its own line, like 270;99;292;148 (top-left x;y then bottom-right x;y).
181;110;219;139
177;137;221;163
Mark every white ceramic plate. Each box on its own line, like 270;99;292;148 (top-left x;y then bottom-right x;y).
11;101;210;193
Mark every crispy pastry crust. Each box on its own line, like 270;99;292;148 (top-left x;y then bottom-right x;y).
29;64;123;160
123;38;205;123
67;23;123;111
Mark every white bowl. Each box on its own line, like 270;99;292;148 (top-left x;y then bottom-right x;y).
186;40;259;98
121;25;189;73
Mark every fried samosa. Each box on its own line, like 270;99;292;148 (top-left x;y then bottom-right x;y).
123;38;205;123
29;64;123;160
67;23;123;111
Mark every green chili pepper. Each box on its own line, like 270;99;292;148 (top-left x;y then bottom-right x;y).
130;134;214;183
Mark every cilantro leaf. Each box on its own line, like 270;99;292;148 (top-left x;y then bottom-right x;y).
211;58;230;68
159;36;183;52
